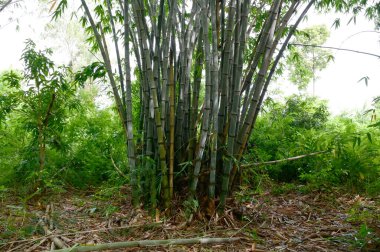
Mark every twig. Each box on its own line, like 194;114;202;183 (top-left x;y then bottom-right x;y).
241;150;330;168
230;217;254;238
53;237;242;252
7;239;37;252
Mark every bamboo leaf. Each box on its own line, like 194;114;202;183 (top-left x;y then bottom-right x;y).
327;54;335;62
366;132;372;143
332;18;340;29
368;121;380;128
358;76;370;86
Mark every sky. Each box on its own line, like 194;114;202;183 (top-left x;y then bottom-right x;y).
0;1;379;115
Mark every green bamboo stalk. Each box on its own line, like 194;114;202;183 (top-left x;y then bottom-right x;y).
220;0;225;48
249;0;317;142
80;0;124;123
240;1;280;96
234;0;281;159
160;0;172;134
209;0;220;200
219;0;250;210
146;114;155;205
190;0;211;198
237;0;316;160
217;0;235;145
169;49;175;199
132;0;170;208
106;0;126;108
81;0;141;204
175;7;185;158
188;32;203;162
123;0;139;206
182;3;199;156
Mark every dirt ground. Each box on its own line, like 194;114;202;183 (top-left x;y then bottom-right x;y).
1;188;379;251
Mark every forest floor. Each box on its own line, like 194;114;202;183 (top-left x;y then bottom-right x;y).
0;186;379;252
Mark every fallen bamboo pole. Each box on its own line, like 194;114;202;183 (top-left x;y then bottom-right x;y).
241;150;330;168
53;237;241;252
2;222;162;247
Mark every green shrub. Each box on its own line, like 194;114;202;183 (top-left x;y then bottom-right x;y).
247;95;380;194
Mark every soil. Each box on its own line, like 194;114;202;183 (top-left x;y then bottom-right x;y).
1;188;379;251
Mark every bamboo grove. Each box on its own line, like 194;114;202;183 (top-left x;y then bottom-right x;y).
51;0;379;211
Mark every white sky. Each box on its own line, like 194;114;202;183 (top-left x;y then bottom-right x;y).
289;10;380;115
0;2;379;115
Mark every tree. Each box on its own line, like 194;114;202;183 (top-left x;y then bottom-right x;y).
0;40;77;186
286;25;333;92
51;0;380;212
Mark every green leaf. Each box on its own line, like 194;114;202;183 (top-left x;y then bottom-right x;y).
51;0;68;21
327;54;335;62
366;132;372;143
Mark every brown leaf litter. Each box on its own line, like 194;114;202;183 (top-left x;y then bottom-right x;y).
0;189;379;251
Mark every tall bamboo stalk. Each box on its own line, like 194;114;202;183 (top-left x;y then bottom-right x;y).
122;0;139;207
169;49;175;199
188;33;203;161
131;0;170;208
190;0;211;197
219;0;250;209
81;0;141;205
217;0;235;145
208;0;220;200
235;0;281;158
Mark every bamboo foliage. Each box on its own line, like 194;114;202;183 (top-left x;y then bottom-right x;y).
69;0;319;211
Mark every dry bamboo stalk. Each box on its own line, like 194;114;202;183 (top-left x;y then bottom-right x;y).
241;150;330;168
25;238;47;252
53;237;241;252
38;220;67;249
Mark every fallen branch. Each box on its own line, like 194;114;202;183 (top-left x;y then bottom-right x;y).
241;150;330;168
53;237;241;252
